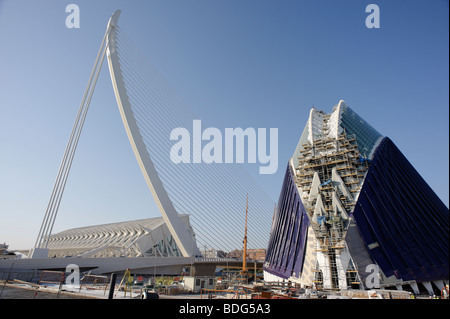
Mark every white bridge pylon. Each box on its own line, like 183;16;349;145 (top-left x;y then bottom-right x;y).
31;10;200;258
105;11;200;257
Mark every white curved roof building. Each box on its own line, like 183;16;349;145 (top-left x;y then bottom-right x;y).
46;215;195;258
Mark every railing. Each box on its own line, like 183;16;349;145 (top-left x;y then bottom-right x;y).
201;287;253;299
201;287;295;299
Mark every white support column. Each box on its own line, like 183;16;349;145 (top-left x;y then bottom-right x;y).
331;167;353;201
432;280;445;292
28;248;49;259
335;248;351;290
316;244;332;290
409;282;420;295
422;281;434;296
308;172;321;202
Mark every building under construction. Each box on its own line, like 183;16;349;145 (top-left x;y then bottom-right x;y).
263;101;449;295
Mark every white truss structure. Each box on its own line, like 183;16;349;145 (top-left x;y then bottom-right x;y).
46;215;194;258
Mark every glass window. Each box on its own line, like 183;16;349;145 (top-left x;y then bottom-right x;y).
340;104;382;158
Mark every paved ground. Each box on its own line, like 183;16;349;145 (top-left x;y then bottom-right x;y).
0;284;97;299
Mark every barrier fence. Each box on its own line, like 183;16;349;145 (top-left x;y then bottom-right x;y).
38;270;65;286
79;274;109;295
201;287;253;299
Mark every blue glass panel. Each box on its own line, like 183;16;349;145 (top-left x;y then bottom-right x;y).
264;164;310;279
340;104;383;158
352;137;449;282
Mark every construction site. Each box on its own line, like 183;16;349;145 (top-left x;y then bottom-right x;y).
295;128;370;290
264;103;449;298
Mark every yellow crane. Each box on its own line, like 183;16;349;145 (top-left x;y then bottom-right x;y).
241;194;248;278
115;268;133;298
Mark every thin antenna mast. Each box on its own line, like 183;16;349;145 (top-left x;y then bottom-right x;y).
242;194;248;274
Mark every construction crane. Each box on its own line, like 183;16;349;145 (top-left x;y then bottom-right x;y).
115;268;133;298
240;194;248;281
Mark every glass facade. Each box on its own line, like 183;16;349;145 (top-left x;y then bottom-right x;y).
351;137;449;282
339;104;383;158
264;164;310;279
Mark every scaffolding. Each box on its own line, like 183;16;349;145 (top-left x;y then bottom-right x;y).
295;129;370;290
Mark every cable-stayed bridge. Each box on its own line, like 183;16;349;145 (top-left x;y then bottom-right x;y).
29;10;275;261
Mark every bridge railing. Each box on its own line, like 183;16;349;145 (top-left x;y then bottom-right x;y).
194;258;244;263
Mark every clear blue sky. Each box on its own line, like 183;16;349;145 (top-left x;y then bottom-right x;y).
0;0;448;250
